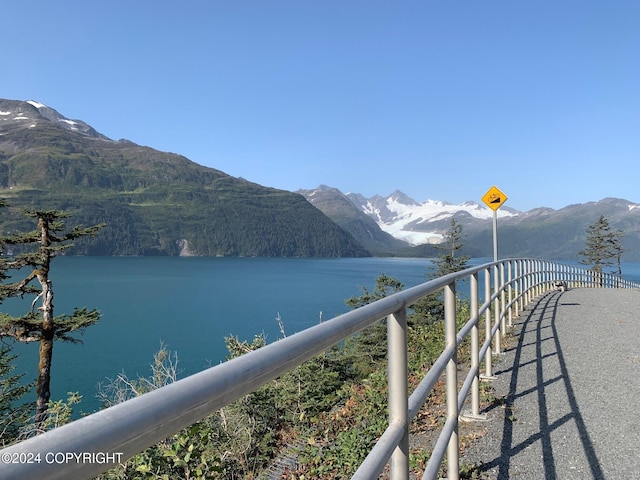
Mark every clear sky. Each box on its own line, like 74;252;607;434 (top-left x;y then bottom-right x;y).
4;1;639;211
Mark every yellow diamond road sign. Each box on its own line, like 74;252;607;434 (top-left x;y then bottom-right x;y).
482;186;508;211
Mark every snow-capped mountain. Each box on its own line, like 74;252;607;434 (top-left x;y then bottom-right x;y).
298;185;408;254
301;186;640;260
346;190;519;246
0;99;111;140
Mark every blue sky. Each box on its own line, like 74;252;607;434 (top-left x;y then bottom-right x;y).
4;1;639;211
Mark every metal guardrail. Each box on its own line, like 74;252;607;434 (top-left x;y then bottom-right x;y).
1;259;638;480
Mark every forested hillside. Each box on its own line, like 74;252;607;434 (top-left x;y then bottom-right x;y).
0;99;369;257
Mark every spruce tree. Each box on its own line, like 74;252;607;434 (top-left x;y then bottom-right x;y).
345;273;404;309
430;218;470;277
413;218;470;323
342;274;405;379
0;345;33;442
578;215;625;278
0;210;104;432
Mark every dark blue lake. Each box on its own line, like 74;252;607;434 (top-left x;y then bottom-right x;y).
8;256;640;415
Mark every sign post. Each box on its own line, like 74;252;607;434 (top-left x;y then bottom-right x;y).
481;186;508;370
481;186;508;261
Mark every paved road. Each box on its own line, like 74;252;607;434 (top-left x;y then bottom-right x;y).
462;288;640;479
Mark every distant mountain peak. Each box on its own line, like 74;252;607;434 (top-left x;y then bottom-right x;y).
0;98;111;141
598;197;640;210
386;190;420;206
316;184;342;193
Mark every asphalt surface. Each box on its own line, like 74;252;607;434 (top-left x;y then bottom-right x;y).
461;288;640;479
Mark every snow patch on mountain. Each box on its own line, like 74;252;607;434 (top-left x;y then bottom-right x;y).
26;100;47;109
382;222;444;245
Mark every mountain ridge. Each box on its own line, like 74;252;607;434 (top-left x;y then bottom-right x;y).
300;186;640;261
0;99;369;257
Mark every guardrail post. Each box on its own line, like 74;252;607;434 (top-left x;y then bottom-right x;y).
547;260;552;292
577;265;582;288
559;263;564;288
444;281;459;480
493;264;502;354
531;260;536;298
500;262;506;336
470;272;480;416
524;260;529;305
483;266;493;377
524;259;529;307
515;259;522;315
388;307;409;479
559;262;564;290
585;266;591;288
507;260;513;327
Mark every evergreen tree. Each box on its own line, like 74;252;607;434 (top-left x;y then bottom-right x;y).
0;345;33;443
0;201;32;442
345;273;404;309
342;274;404;379
610;226;625;277
413;218;470;323
0;210;104;432
429;218;470;277
578;215;625;278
